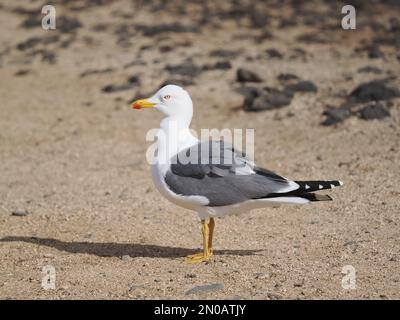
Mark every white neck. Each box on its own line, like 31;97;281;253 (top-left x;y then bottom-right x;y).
154;115;198;167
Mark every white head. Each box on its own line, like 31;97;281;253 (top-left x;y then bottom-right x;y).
132;85;193;124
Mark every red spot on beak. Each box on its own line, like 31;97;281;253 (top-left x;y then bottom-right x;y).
132;103;141;109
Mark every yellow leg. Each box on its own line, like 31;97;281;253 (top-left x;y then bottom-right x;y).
208;218;215;255
186;219;215;263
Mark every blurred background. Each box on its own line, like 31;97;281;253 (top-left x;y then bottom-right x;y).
0;0;399;299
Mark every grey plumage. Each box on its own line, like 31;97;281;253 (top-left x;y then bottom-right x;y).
165;141;293;206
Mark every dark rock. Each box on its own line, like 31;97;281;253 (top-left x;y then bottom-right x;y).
12;210;30;217
56;16;82;33
244;55;260;62
355;44;385;59
279;18;297;29
41;51;56;64
209;49;239;58
303;14;325;27
42;35;61;45
20;11;40;29
159;45;172;53
266;48;283;59
357;66;383;74
26;49;57;64
80;68;114;78
237;68;262;83
214;5;249;21
139;44;153;51
125;58;143;66
242;87;293;111
92;23;108;32
285;81;318;93
236;86;260;98
297;33;327;44
372;33;400;48
358;104;390;120
17;37;42;51
388;17;400;32
185;283;224;295
15;70;30;76
290;48;307;60
277;73;299;82
17;35;60;51
321;107;351;126
250;11;268;28
202;61;232;70
213;61;232;70
114;24;135;47
368;46;384;59
128;75;140;84
165;63;202;77
102;83;136;93
175;40;192;48
59;36;75;49
13;8;37;15
346;80;400;105
256;30;273;41
136;23;198;36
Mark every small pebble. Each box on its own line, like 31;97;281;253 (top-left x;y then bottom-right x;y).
11;210;29;217
128;284;144;292
254;272;269;279
185;283;224;295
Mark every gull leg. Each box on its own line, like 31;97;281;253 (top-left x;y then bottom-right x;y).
208;217;215;256
185;219;213;263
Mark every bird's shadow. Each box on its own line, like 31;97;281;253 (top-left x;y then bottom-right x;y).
0;236;262;259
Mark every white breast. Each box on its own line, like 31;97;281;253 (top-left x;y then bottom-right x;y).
149;123;209;213
151;162;209;211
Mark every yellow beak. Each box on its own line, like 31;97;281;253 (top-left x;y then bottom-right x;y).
131;98;156;109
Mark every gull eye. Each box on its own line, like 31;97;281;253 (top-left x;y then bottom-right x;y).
163;95;171;100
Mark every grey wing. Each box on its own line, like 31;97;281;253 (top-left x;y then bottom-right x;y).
165;141;298;206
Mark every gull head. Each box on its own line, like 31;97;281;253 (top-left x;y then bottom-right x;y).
131;85;193;119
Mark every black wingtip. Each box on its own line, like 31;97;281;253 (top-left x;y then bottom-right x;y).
294;180;343;192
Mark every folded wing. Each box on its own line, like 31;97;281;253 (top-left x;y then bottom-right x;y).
165;141;298;206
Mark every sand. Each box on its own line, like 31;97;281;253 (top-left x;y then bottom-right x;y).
0;0;399;299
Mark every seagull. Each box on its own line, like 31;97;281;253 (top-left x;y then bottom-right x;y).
131;85;343;263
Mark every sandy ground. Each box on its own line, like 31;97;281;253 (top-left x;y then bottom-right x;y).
0;0;399;299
